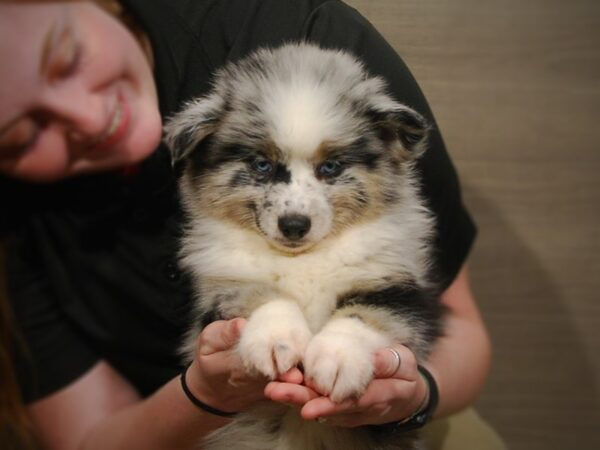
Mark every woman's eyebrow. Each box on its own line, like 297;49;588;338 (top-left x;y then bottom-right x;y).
39;20;60;76
0;23;59;137
1;13;73;139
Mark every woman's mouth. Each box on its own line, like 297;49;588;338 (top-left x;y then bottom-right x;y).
91;94;131;151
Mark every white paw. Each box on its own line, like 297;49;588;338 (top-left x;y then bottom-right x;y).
238;301;312;379
304;318;389;402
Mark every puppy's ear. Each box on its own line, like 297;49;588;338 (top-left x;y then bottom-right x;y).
370;104;430;159
163;92;225;163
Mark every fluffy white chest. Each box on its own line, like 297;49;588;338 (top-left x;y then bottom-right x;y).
183;211;427;329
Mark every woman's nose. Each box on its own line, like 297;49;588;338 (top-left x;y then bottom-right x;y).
41;88;107;144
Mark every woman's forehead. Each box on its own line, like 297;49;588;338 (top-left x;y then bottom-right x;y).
0;4;70;126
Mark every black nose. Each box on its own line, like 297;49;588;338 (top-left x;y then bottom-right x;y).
278;215;311;240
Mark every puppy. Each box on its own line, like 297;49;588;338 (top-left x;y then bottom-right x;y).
165;43;444;450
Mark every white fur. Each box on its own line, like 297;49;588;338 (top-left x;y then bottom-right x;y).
266;81;351;158
180;187;431;331
257;160;334;246
304;317;390;402
238;300;312;378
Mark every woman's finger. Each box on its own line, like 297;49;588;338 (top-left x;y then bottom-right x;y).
372;344;418;381
300;377;416;422
265;381;320;406
277;367;304;384
197;318;246;355
300;395;356;420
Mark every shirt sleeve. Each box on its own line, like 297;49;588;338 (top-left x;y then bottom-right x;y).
7;228;99;403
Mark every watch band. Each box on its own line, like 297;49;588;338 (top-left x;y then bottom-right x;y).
369;364;439;436
393;365;439;431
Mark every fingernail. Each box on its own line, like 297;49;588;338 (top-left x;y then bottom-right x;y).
230;318;242;336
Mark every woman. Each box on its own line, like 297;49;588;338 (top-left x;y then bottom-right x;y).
0;1;503;449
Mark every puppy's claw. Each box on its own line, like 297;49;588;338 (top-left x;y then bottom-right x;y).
304;319;388;403
238;306;311;379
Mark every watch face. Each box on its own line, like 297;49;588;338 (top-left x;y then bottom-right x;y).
394;411;430;432
414;412;430;428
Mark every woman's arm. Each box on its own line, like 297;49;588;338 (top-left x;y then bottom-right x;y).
29;319;267;450
425;264;492;418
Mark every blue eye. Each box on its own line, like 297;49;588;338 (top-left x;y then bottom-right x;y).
317;160;343;178
251;158;274;174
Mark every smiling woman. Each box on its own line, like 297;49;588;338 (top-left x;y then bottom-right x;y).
0;0;161;182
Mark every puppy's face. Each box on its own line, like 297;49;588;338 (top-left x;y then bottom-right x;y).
165;44;428;254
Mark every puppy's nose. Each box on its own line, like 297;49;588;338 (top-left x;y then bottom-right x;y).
278;214;311;240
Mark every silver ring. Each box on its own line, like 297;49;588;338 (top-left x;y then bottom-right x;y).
387;347;402;376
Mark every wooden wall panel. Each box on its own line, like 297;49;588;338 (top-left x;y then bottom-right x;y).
345;1;600;449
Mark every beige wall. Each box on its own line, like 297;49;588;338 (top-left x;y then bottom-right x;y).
345;0;600;449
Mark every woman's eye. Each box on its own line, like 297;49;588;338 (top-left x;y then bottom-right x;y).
317;160;343;178
45;26;83;81
251;158;274;175
60;43;82;78
0;119;41;160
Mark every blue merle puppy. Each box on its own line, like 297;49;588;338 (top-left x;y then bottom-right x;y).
164;43;444;450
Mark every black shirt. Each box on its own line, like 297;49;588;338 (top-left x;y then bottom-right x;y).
3;0;476;402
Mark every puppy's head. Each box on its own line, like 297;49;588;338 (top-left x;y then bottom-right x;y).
165;43;428;254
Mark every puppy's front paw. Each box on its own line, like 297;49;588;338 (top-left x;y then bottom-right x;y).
304;318;389;403
238;301;312;379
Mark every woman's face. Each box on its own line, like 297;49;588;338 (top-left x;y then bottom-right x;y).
0;2;161;182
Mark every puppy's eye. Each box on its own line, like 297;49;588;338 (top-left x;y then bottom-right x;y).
251;158;274;175
317;160;343;178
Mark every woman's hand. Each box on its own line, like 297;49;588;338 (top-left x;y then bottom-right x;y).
264;344;428;427
184;318;271;414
